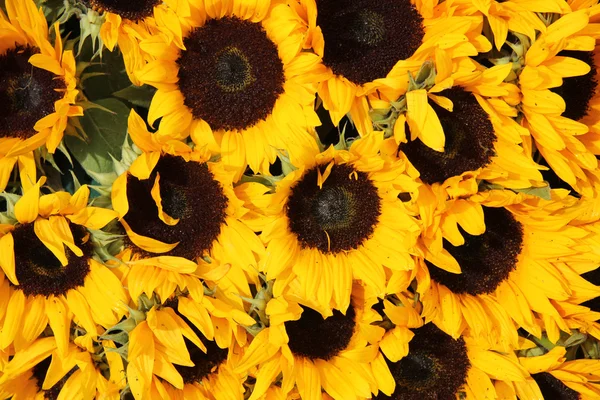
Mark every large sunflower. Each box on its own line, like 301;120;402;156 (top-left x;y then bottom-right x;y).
0;338;125;399
0;0;82;192
514;346;600;398
0;181;128;356
134;0;326;179
235;283;385;400
84;0;192;85
125;295;253;400
378;59;543;197
256;133;421;312
414;188;600;350
516;7;600;196
111;110;265;303
295;0;492;134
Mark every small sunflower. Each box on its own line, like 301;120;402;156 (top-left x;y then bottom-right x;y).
514;346;600;398
415;188;600;350
373;321;529;400
83;0;192;85
554;265;600;342
296;0;492;134
0;338;125;399
111;110;265;303
441;0;570;50
235;283;385;400
0;180;128;356
134;0;326;179
377;59;543;196
516;8;600;195
256;133;421;312
0;0;82;192
125;295;253;400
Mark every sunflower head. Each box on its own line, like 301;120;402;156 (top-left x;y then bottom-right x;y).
376;323;470;400
315;0;425;85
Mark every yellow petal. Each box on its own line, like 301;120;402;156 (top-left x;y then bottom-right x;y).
127;321;155;400
34;218;68;266
112;173;130;218
0;290;25;350
121;219;179;254
14;177;45;224
46;296;72;356
127;256;197;273
1;337;56;380
0;233;18;285
150;173;180;226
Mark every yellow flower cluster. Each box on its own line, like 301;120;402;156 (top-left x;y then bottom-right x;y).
2;0;600;399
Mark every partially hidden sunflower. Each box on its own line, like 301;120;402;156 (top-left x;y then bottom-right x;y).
83;0;192;85
134;0;326;179
0;180;128;356
372;317;530;400
516;7;600;196
414;188;600;350
125;294;254;400
234;283;385;400
256;133;421;313
111;110;265;304
514;346;600;399
295;0;492;134
441;0;570;50
0;338;125;399
0;0;82;192
377;58;543;197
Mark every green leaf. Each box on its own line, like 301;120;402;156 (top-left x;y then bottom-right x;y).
65;98;129;177
113;84;157;108
514;183;552;201
80;49;131;101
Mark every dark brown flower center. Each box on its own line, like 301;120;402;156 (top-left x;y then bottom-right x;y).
375;324;470;400
550;50;598;121
286;163;381;253
86;0;160;20
0;46;65;140
399;87;496;184
317;0;424;85
427;206;523;296
12;222;92;297
177;16;285;131
532;372;581;400
285;305;356;360
123;154;229;260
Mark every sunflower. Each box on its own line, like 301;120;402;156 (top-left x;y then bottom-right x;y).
0;0;82;192
0;180;128;356
134;0;326;179
552;264;600;342
111;110;265;304
414;188;600;350
513;346;600;398
515;7;600;196
372;319;529;400
255;133;420;312
83;0;193;85
294;0;492;135
0;338;125;399
125;294;254;400
235;282;385;400
438;0;570;50
377;58;543;197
